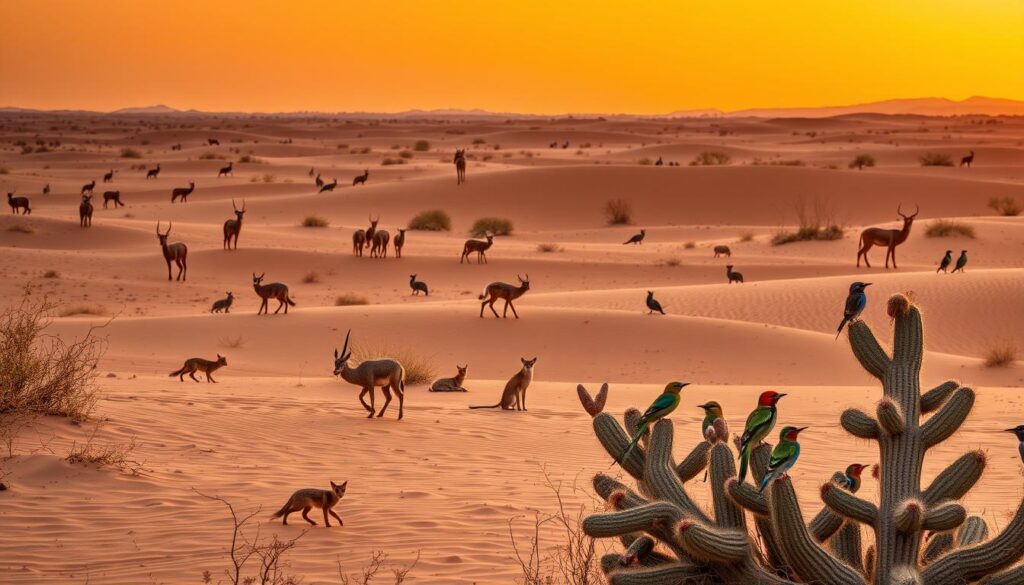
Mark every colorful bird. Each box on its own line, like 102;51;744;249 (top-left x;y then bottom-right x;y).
758;426;807;493
952;250;968;273
616;381;689;465
840;463;869;493
1005;425;1024;464
836;282;871;339
738;390;786;484
937;250;953;273
646;291;666;315
698;401;726;481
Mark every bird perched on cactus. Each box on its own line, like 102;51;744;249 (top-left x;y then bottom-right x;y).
738;390;786;484
645;291;665;315
1005;425;1024;464
758;426;806;492
839;463;869;493
952;250;968;273
698;401;726;480
937;250;953;273
836;282;871;339
615;381;689;465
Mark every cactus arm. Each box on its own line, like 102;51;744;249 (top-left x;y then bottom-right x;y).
677;520;750;563
894;499;925;533
922;502;966;532
821;482;879;527
956;515;990;546
922;450;986;505
594;473;643;504
841;408;881;439
726;478;768;515
644;420;710;523
829;522;865;575
809;506;846;542
849;320;892;379
921;388;975;449
577;383;608;417
675;441;711;483
593;412;645;479
979;565;1024;585
923;531;954;564
890;304;924;367
605;564;712;585
922;503;1024;585
921;380;959;414
878;399;907;435
583;501;684;538
708;442;747;529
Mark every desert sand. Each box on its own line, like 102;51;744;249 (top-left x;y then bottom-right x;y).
1;112;1022;584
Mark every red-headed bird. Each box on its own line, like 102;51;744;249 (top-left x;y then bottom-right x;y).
738;390;786;484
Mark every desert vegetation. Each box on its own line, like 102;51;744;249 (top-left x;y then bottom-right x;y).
988;196;1022;216
690;151;731;166
919;152;954;166
603;198;632;225
301;215;330;228
771;195;844;245
849;154;875;169
408;209;452;231
352;341;435;386
470;217;513;237
925;219;976;238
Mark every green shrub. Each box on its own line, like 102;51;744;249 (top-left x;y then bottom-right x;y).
470;217;513;237
408;209;452;231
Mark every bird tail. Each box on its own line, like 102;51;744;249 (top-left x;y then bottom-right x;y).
737;444;750;484
835;317;850;340
615;423;649;466
758;472;772;493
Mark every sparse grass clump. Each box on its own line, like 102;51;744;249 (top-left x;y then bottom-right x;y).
7;224;33;234
772;225;844;246
919;152;954;167
65;429;145;475
470;217;513;237
58;304;106;317
42;270;59;279
119;147;141;159
413;140;430;152
988;196;1022;217
604;198;632;225
771;195;844;246
536;243;562;253
925;219;975;239
237;154;265;164
198;151;225;160
984;341;1018;368
660;256;682;267
381;158;406;166
683;241;696;249
301;271;320;284
408;209;452;231
335;293;369;306
849;154;876;170
690;151;731;166
739;231;755;242
352;341;435;386
301;215;330;228
398;150;414;159
218;335;246;349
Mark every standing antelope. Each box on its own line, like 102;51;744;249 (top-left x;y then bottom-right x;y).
319;178;337;193
352;229;366;256
454;149;466;185
333;330;406;419
171;181;195;203
81;180;96;195
146;164;161;179
102;190;124;208
352;170;369;186
222;199;246;250
960;150;975;168
217;162;233;177
479;274;530;318
252;272;295;315
102;169;115;183
7;191;31;214
856;204;918;269
79;194;93;227
461;233;494;264
371;229;390;258
364;215;380;249
394;228;406;258
156;221;188;281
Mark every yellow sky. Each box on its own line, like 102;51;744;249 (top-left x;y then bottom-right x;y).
1;0;1022;114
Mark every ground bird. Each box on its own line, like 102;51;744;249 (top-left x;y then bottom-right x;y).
737;390;786;484
840;463;869;493
698;401;726;481
836;282;871;339
1005;425;1024;464
758;426;806;493
937;250;953;273
623;229;646;245
952;250;968;273
616;381;690;465
646;291;665;315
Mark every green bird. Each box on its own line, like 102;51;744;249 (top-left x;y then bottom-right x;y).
737;390;786;484
615;381;690;465
698;401;726;480
758;426;806;493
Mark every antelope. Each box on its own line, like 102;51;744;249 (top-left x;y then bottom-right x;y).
726;264;744;284
713;245;731;258
371;229;390;258
365;215;380;249
315;173;324;189
102;190;124;208
479;274;530;318
352;169;369;186
352;229;366;256
394;228;406;258
454;149;466;185
409;274;428;296
211;291;234;313
856;204;919;269
102;169;115;183
217;162;233;177
79;194;93;227
333;330;406;419
171;181;195;203
461;234;494;264
146;164;161;179
42;184;50;195
222;199;246;250
252;272;295;315
156;221;188;281
960;150;975;168
81;179;96;195
319;178;337;193
8;191;30;214
208;138;220;146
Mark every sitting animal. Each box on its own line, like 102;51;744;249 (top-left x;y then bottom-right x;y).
430;365;468;392
210;292;234;313
726;264;744;284
470;358;536;411
169;355;227;383
271;481;347;527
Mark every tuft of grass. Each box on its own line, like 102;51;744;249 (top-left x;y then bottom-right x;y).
604;198;632;226
470;217;513;237
660;256;682;267
771;195;844;246
683;241;696;249
408;209;452;231
398;150;414;159
919;152;954;167
58;304;106;317
772;225;844;246
352;341;435;386
637;157;653;166
65;428;145;475
536;243;562;253
335;293;369;306
120;147;141;159
849;154;876;170
198;151;225;160
381;158;406;166
237;154;265;164
739;231;755;242
690;151;731;166
984;341;1018;368
925;219;975;239
988;196;1022;217
7;224;33;234
42;270;60;279
301;271;320;284
413;140;430;152
301;215;330;228
218;335;246;349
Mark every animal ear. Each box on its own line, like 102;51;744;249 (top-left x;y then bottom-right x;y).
521;358;526;364
330;480;338;488
334;349;339;358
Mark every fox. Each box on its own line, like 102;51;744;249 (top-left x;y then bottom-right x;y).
271;480;348;527
430;364;468;392
169;355;227;383
470;357;536;411
210;292;234;313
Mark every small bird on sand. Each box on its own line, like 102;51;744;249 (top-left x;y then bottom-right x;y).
738;390;786;484
951;250;968;273
937;250;953;273
615;381;689;465
836;282;871;339
1005;425;1024;464
839;463;869;493
623;229;646;245
646;291;665;315
759;426;807;493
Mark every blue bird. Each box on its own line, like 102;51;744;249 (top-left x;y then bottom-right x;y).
836;282;871;339
1005;425;1024;464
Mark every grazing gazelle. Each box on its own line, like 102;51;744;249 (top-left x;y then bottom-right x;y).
856;204;918;269
479;274;530;318
352;229;366;256
217;161;233;177
156;221;188;281
371;229;390;258
394;228;407;258
252;272;296;315
222;199;246;250
102;190;124;208
171;181;195;203
333;330;406;419
454;149;466;185
352;169;369;186
79;194;93;227
8;191;31;215
146;163;161;179
461;233;494;264
102;169;115;183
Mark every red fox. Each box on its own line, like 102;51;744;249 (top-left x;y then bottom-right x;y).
169;355;227;383
271;481;348;527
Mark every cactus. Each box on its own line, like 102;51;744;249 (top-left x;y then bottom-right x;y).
580;294;1024;584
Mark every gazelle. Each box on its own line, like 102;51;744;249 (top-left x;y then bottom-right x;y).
461;233;494;264
479;274;530;318
217;162;233;177
79;194;93;227
454;149;466;185
102;190;124;208
371;229;390;258
319;178;337;193
146;164;161;179
394;228;406;258
222;199;246;250
102;169;115;183
7;191;31;215
81;180;96;195
352;229;366;256
352;169;369;186
252;272;295;315
960;150;975;168
857;204;918;269
333;330;406;420
171;181;195;203
156;221;188;281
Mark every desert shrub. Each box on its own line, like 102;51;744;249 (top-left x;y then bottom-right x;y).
58;304;106;317
925;219;975;238
739;231;755;242
408;209;451;231
335;293;369;306
42;270;59;279
988;196;1022;217
984;341;1018;368
536;243;562;253
919;152;954;167
849;154;876;170
690;151;731;166
65;427;145;475
660;256;682;267
198;151;225;160
218;336;246;349
7;224;33;234
237;154;264;164
604;199;632;226
413;140;430;151
470;217;513;237
637;157;653;165
301;215;329;228
352;341;435;386
301;271;320;284
120;147;141;159
683;241;696;249
398;150;413;159
771;195;844;246
381;158;406;166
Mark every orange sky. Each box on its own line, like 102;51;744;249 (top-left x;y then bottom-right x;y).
1;0;1022;114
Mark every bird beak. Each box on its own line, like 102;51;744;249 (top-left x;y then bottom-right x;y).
697;403;709;409
797;426;809;432
1006;428;1018;433
777;393;788;399
864;283;872;287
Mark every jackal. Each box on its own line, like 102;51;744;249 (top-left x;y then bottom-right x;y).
169;355;227;383
271;481;348;527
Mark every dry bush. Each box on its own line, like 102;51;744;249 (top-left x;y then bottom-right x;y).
301;271;320;284
919;152;954;167
219;336;246;349
336;549;420;585
537;243;563;253
739;231;755;242
380;158;406;166
238;154;265;164
984;341;1018;368
925;219;975;238
120;147;141;159
7;224;33;234
849;154;876;170
1;294;107;420
470;217;514;237
398;150;413;159
58;304;106;317
42;270;59;279
408;209;451;231
771;195;844;246
988;196;1022;217
690;151;731;166
659;256;682;267
683;241;696;249
335;294;369;306
413;140;430;152
65;426;147;475
352;341;435;386
301;215;330;228
603;199;632;226
199;151;226;160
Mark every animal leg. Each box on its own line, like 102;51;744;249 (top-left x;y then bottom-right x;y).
488;300;500;318
522;387;528;411
329;509;344;526
377;386;393;418
301;506;317;525
395;384;404;420
365;386;376;418
357;388;373;414
166;259;173;281
281;509;291;525
189;370;200;383
207;372;217;383
508;300;520;319
323;507;331;527
479;299;488;318
274;298;284;314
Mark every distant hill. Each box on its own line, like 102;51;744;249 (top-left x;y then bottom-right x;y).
715;96;1024;118
109;104;181;115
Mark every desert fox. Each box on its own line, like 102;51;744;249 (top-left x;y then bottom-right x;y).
430;365;468;392
271;480;347;527
470;358;536;410
169;355;227;383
